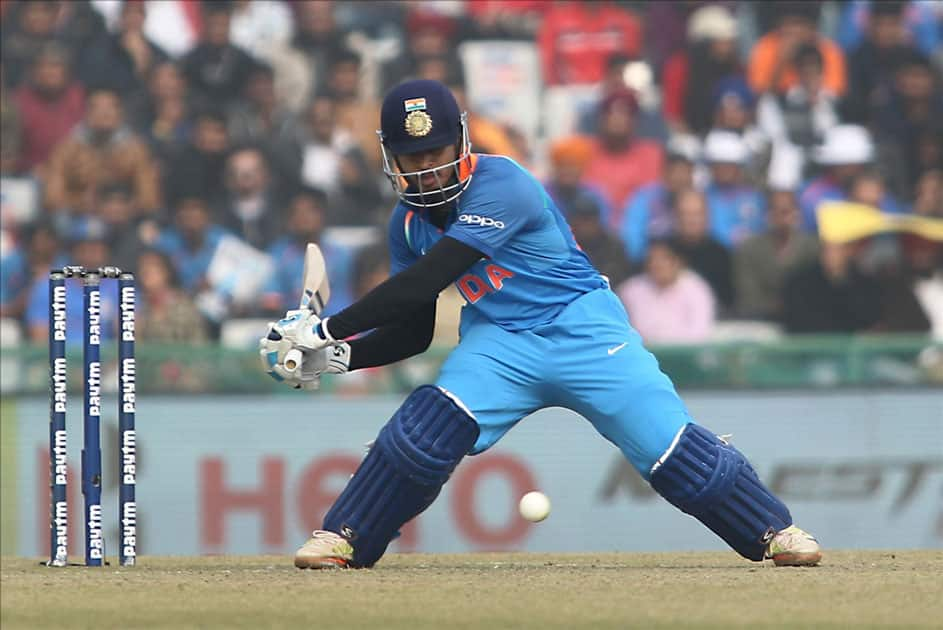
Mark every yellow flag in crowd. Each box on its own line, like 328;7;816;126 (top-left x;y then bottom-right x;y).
817;202;943;244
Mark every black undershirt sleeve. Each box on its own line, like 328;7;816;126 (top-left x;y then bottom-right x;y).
326;235;483;341
346;300;437;370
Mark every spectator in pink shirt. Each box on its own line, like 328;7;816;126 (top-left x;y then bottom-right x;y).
583;89;664;228
617;238;716;345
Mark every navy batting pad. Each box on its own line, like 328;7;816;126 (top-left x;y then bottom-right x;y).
323;385;479;567
650;423;792;561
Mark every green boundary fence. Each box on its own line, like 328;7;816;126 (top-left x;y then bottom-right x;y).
0;399;16;555
0;334;940;395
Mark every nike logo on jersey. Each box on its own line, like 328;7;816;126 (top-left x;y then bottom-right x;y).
607;342;628;355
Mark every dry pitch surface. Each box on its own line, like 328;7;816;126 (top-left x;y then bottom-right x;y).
2;551;941;629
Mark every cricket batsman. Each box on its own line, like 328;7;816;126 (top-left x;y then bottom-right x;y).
259;79;822;569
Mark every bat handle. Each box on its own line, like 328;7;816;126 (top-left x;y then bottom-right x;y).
283;349;303;373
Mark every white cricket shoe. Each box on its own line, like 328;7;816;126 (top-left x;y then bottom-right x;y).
767;525;822;566
294;530;354;569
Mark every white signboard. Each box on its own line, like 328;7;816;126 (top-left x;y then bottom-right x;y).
205;235;274;306
459;41;542;146
10;390;943;559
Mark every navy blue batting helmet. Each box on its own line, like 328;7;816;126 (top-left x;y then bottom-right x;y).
377;79;473;208
379;79;463;155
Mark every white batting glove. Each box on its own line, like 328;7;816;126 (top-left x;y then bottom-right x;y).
270;309;336;352
259;331;319;389
286;341;351;377
321;342;352;374
259;329;350;391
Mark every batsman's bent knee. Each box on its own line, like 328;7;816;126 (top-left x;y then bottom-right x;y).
323;385;479;567
650;423;792;561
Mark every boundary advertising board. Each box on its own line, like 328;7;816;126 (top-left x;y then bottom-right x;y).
8;390;942;558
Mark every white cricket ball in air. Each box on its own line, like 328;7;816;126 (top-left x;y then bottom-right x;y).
519;491;551;522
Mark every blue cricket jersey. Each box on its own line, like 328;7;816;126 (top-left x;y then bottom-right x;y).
388;154;608;331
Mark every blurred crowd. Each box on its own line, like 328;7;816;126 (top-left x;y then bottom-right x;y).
0;0;941;349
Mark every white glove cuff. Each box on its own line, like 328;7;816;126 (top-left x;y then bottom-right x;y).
326;341;351;374
319;316;338;343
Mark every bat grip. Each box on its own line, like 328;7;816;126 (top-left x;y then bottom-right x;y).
283;349;303;373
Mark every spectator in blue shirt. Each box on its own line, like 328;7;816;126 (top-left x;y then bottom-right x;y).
26;218;118;345
842;2;929;126
10;221;68;322
848;169;906;215
620;134;699;263
711;77;768;185
153;194;230;292
703;130;766;247
836;0;941;59
261;187;354;316
568;189;633;287
798;125;903;230
0;234;30;320
871;50;943;196
544;135;613;226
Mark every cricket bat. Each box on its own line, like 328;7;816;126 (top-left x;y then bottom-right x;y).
283;243;331;373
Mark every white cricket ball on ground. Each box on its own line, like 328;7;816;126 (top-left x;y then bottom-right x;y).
519;491;551;522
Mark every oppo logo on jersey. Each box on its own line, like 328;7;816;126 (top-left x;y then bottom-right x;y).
458;214;505;229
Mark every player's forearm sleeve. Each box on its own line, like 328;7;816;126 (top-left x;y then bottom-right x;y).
347;301;436;370
326;236;482;340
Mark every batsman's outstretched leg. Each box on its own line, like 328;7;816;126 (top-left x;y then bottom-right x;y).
295;385;479;569
650;423;822;566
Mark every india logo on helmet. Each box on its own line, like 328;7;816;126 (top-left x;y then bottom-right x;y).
404;110;433;137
